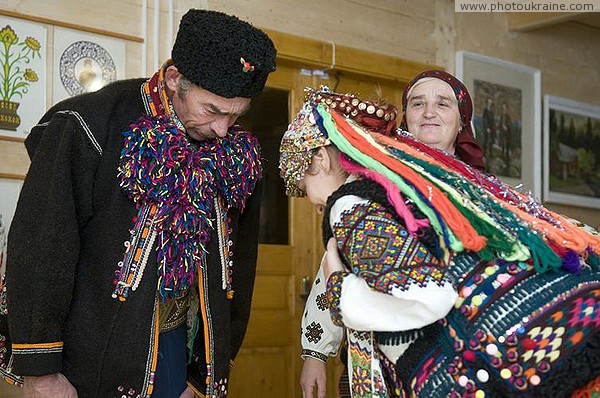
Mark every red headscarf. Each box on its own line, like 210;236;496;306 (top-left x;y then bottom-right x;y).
399;70;485;171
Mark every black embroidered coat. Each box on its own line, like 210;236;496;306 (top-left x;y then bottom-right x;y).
0;79;262;397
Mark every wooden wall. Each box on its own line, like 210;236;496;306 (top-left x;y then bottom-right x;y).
454;11;600;226
1;0;598;225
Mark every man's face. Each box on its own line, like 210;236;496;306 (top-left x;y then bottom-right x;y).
166;66;251;141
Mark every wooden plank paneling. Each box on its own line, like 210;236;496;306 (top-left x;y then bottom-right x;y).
508;12;578;31
2;0;142;40
263;28;436;84
194;0;438;65
0;140;28;178
252;275;292;311
0;9;143;42
229;347;293;397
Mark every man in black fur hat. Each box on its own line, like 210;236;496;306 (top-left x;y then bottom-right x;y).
1;9;276;397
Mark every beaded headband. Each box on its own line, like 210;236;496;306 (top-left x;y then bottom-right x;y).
279;86;397;197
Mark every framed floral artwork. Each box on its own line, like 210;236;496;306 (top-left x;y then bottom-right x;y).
456;51;542;198
543;95;600;209
0;16;47;139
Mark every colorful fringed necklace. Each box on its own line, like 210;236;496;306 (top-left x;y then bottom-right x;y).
112;64;262;302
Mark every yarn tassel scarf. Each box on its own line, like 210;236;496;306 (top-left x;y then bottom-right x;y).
118;115;262;301
314;104;600;274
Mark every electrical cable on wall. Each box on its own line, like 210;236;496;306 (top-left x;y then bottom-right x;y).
153;0;160;72
141;0;147;76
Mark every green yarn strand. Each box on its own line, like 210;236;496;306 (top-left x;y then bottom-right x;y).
317;105;462;251
588;251;600;270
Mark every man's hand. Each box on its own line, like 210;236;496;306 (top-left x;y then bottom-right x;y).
23;373;77;398
300;357;327;398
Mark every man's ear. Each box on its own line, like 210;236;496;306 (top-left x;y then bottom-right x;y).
313;147;332;173
164;65;181;92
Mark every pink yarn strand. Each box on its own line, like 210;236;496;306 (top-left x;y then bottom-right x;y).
339;156;429;235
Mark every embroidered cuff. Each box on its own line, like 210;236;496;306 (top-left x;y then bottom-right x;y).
301;349;328;363
10;342;63;376
327;271;349;327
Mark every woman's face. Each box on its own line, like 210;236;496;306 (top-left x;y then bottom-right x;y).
298;149;346;214
298;169;329;214
405;78;461;153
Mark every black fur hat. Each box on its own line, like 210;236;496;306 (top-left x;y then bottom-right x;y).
172;9;277;98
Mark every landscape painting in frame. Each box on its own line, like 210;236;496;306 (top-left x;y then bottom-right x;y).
472;79;522;179
0;16;47;139
456;51;541;198
543;95;600;209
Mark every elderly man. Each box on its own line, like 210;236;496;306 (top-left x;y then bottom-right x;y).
1;9;276;398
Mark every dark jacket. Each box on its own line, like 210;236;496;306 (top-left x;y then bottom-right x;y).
1;79;261;397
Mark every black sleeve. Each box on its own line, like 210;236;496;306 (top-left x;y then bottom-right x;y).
6;111;100;376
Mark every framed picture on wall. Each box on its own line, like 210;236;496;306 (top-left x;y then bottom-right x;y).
456;51;541;198
0;16;47;139
53;27;126;104
543;95;600;209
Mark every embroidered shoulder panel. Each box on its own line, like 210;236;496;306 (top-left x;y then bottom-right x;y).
333;201;448;295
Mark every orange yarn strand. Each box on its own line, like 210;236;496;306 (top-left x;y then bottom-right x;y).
329;111;487;252
375;132;600;257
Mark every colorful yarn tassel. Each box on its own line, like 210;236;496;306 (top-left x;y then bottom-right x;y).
313;104;600;275
119;115;262;301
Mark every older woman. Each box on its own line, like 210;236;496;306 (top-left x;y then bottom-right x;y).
299;70;486;398
400;69;485;170
284;79;600;397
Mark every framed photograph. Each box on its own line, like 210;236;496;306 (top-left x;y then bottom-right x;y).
53;27;126;103
0;177;23;274
456;51;541;198
543;95;600;209
0;16;47;139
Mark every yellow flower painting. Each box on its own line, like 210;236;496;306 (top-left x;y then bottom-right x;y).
0;20;44;134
